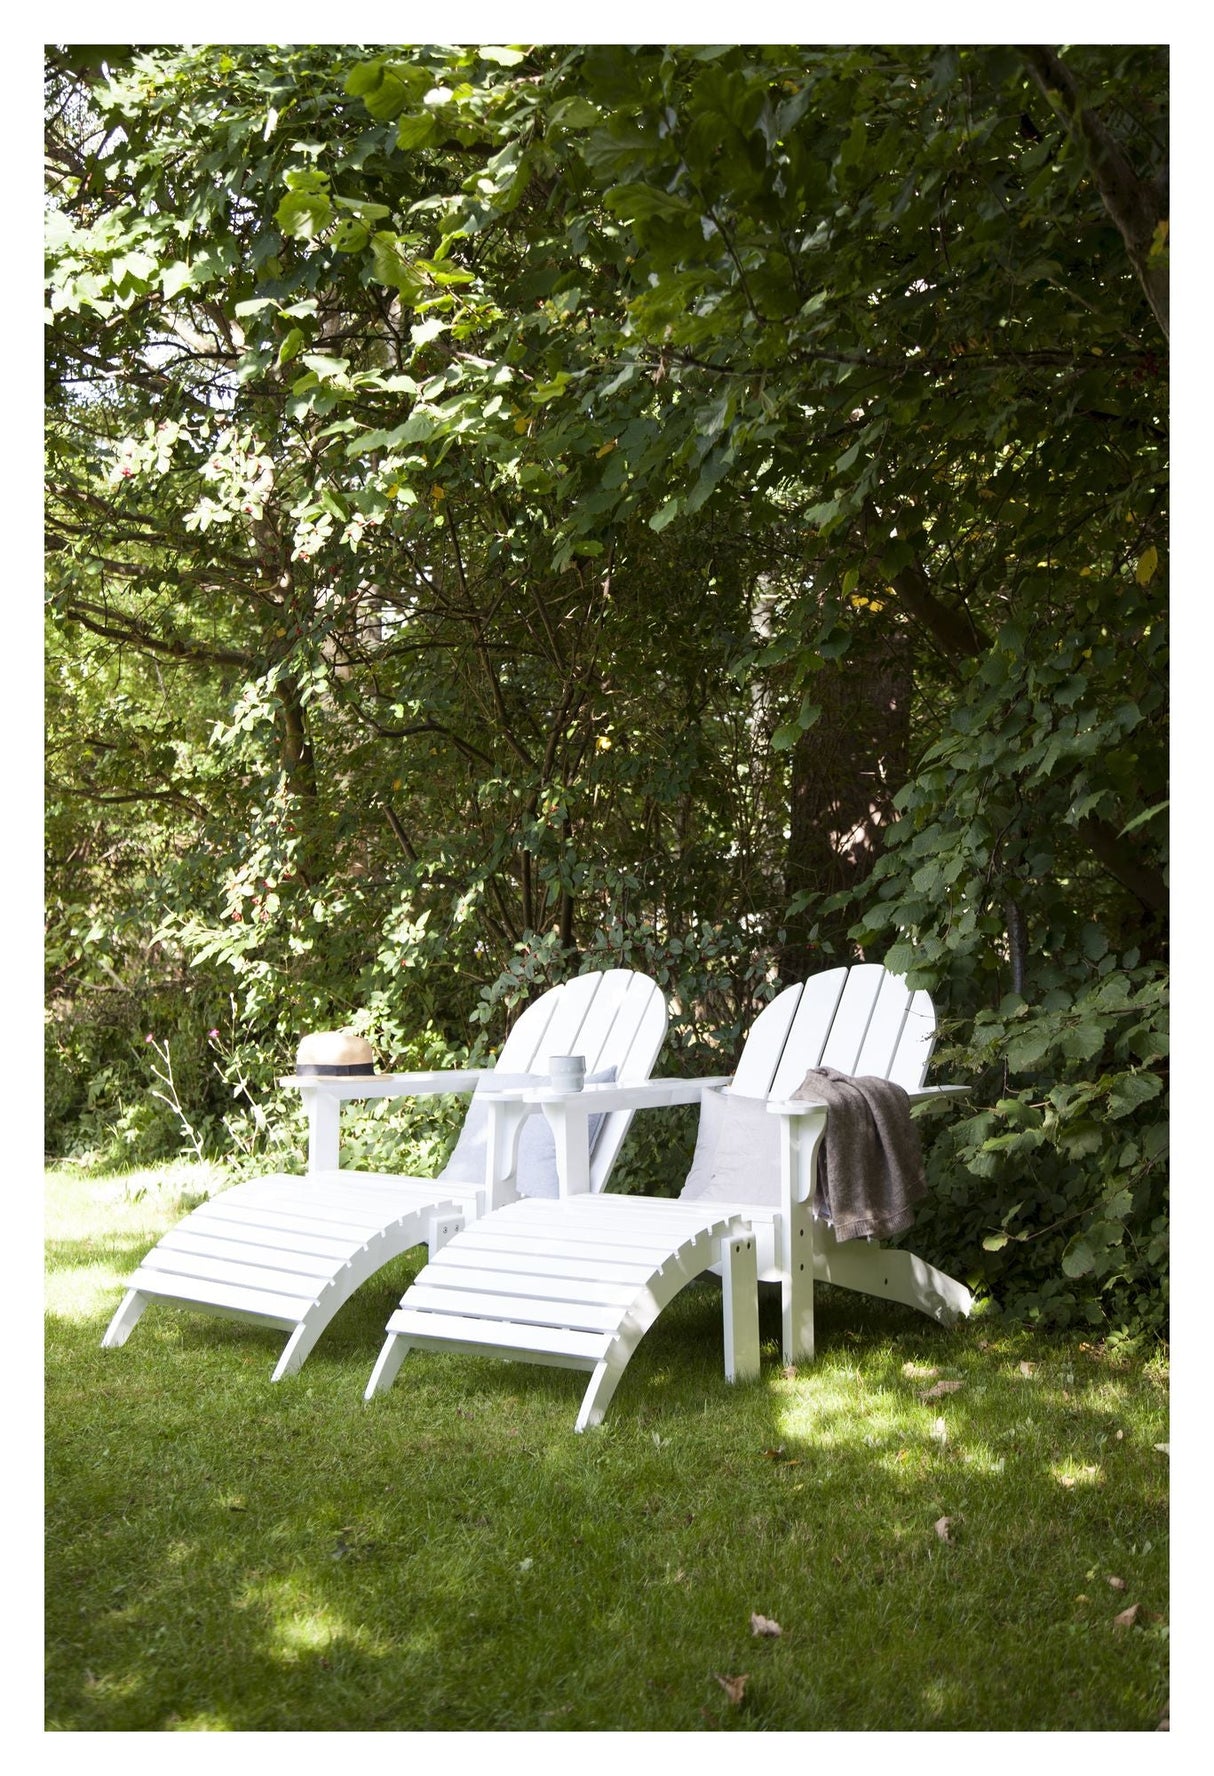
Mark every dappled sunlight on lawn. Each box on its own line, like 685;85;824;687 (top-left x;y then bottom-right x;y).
46;1259;143;1324
238;1576;417;1666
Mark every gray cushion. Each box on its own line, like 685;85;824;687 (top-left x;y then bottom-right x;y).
439;1067;617;1199
680;1088;783;1207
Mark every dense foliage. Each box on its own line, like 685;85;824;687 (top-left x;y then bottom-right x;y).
45;43;1168;1333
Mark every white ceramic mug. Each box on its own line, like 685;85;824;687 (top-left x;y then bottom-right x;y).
548;1054;586;1091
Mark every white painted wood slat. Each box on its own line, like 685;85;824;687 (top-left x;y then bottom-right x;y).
851;967;913;1079
384;1310;612;1365
151;1228;343;1279
135;1246;337;1303
768;969;849;1099
889;988;937;1089
817;963;886;1073
421;1244;655;1286
128;1267;320;1320
412;1265;641;1310
170;1206;363;1260
435;1227;701;1268
728;984;803;1096
401;1284;630;1333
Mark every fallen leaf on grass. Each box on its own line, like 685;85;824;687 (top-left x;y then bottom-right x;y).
934;1516;953;1542
902;1362;939;1380
761;1445;786;1461
920;1378;963;1401
1154;1443;1169;1455
1108;1575;1127;1591
1019;1361;1036;1377
930;1417;948;1445
715;1673;750;1705
1113;1603;1141;1629
750;1613;782;1637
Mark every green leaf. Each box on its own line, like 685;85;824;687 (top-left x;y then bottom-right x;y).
333;197;393;221
1061;1239;1096;1278
603;183;694;222
276;327;305;367
160;262;194;298
1119;798;1168;836
1107;1072;1162;1118
411;317;446;347
331;218;370;253
275;190;332;240
396;114;438;150
370;233;423;298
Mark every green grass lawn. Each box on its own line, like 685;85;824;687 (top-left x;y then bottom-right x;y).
45;1164;1169;1733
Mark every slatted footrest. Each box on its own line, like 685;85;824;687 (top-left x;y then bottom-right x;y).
369;1194;762;1427
102;1171;468;1378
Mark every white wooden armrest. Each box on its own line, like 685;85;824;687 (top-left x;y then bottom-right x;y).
278;1069;493;1102
765;1083;970;1116
281;1069;509;1173
519;1076;733;1112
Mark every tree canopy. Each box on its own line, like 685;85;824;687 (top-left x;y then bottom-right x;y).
45;42;1168;1333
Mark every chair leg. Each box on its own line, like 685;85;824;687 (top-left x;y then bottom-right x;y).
101;1289;149;1349
814;1228;972;1324
721;1230;759;1382
271;1310;332;1382
364;1333;411;1400
576;1351;629;1432
781;1206;816;1366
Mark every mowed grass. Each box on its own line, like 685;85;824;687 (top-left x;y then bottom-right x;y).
45;1165;1169;1733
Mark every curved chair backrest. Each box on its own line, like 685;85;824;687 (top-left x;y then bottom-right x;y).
494;969;668;1191
728;964;937;1101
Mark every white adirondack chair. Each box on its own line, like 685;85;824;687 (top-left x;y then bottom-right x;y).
101;970;667;1380
365;963;971;1430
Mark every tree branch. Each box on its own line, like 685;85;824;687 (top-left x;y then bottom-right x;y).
1018;45;1168;341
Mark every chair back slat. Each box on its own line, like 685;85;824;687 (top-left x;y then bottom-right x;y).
497;987;568;1074
768;968;850;1099
728;982;804;1097
558;969;656;1079
888;988;937;1089
512;971;605;1069
817;964;888;1074
852;968;914;1079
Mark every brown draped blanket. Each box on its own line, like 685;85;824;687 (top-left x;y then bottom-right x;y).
791;1067;927;1243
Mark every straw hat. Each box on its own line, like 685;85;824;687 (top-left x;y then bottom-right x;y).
294;1030;376;1077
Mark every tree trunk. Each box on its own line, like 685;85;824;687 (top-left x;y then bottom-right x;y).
781;631;912;979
